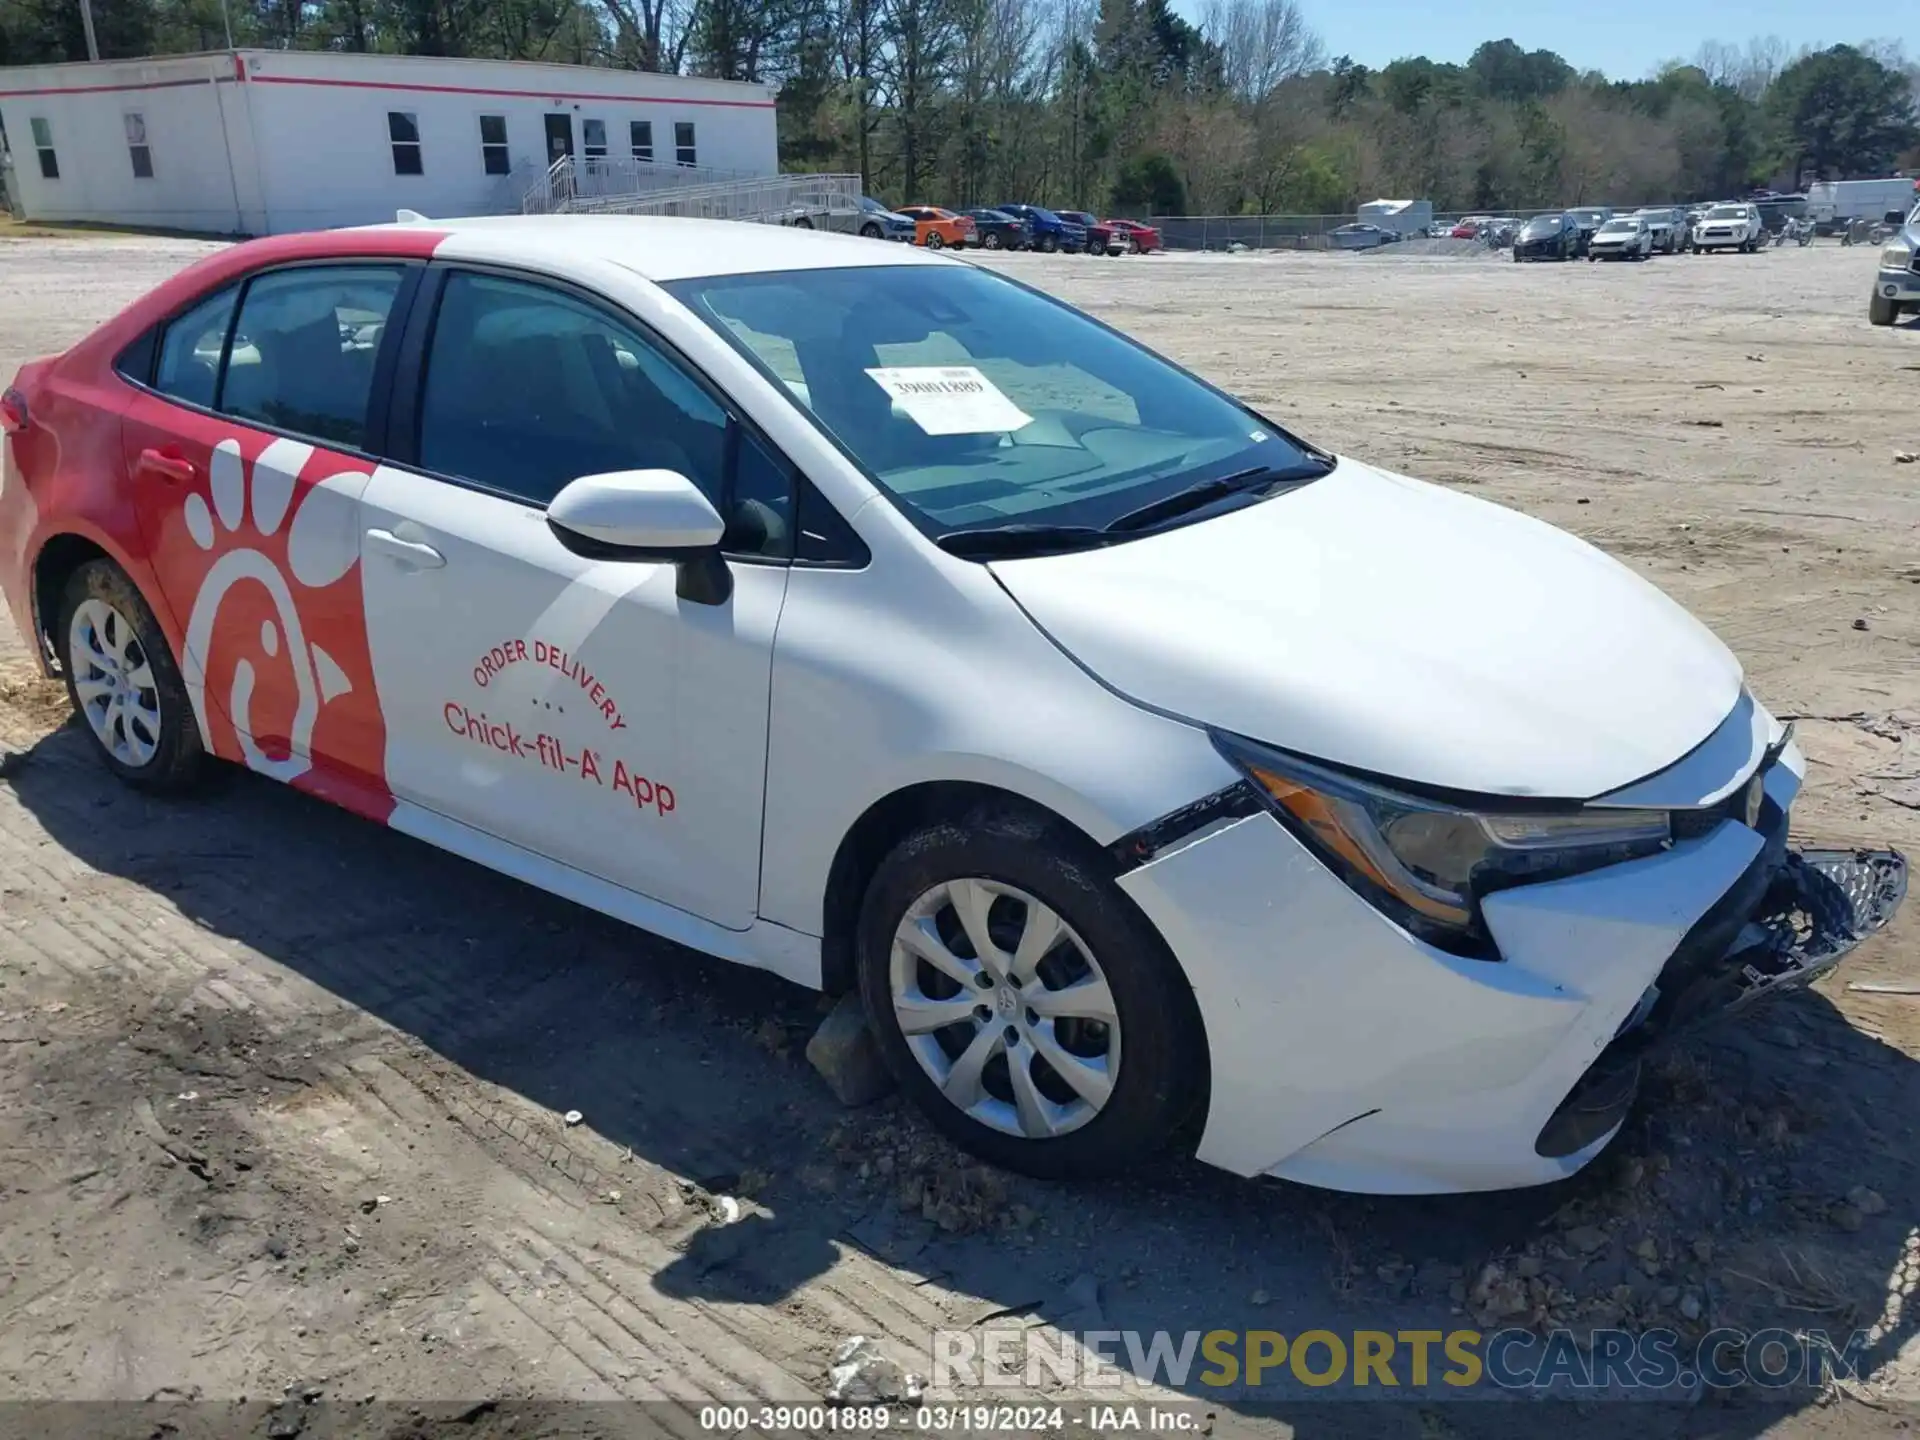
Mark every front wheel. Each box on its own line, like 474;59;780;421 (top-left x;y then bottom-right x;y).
925;231;945;250
1870;292;1898;326
1039;233;1058;253
856;807;1204;1179
56;557;206;791
983;231;1002;250
791;215;814;230
860;222;882;240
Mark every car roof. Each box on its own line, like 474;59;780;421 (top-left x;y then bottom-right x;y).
350;214;956;283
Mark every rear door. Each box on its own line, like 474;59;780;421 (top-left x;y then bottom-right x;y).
120;261;417;817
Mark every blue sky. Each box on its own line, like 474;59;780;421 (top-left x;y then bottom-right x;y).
1179;0;1892;82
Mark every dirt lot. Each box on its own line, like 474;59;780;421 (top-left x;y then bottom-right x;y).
2;231;1919;1437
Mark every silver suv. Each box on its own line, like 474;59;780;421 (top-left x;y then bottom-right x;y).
1870;202;1920;326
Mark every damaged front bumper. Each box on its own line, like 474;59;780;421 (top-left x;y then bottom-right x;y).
1536;845;1907;1157
1116;737;1907;1194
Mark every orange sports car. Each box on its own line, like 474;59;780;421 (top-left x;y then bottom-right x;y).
897;206;976;250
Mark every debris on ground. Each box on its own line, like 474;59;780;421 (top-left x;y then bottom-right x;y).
806;995;895;1107
1896;452;1917;464
825;1336;923;1404
562;1109;584;1127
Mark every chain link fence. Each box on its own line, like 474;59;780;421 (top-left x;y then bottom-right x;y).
1143;208;1664;252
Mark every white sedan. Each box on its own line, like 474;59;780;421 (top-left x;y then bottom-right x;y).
0;216;1904;1194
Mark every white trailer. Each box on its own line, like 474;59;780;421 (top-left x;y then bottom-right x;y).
1357;198;1433;235
1808;177;1920;233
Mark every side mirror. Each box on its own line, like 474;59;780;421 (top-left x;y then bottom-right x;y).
547;469;733;605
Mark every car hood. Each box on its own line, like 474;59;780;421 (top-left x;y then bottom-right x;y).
988;459;1743;800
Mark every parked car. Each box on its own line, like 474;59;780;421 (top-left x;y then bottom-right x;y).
1103;219;1163;254
1329;223;1400;251
1692;203;1766;253
995;204;1086;253
1450;216;1491;239
5;215;1903;1194
1056;212;1117;256
962;208;1030;250
849;194;916;242
896;205;975;251
1512;213;1580;261
1870;201;1920;326
1564;208;1613;256
1482;217;1523;248
1587;217;1654;261
1630;207;1684;254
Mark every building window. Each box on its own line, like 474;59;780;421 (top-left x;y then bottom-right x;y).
674;121;695;167
630;120;652;164
30;117;57;179
478;114;509;176
124;112;154;179
583;119;607;169
388;112;422;175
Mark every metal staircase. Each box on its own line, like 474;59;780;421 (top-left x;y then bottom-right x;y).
521;155;864;228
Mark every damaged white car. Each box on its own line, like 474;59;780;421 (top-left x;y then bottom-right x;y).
5;217;1904;1197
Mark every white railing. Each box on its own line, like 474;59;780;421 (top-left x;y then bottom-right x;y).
519;154;866;228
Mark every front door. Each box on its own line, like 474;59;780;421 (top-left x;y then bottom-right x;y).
358;268;793;929
120;261;411;820
544;113;574;165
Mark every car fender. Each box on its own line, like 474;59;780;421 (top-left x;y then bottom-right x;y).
755;521;1240;943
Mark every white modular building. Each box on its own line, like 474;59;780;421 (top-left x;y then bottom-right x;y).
0;49;779;236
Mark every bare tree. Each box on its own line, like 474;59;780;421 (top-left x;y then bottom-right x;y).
876;0;960;199
1199;0;1321;101
593;0;691;70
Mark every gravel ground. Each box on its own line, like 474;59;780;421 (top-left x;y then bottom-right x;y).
2;229;1918;1437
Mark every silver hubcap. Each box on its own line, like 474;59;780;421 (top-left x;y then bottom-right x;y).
69;598;163;768
889;878;1120;1140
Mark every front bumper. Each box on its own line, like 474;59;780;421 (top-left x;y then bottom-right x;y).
1875;266;1920;304
1117;740;1906;1193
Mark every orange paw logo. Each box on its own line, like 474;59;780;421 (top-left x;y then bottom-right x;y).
179;437;374;784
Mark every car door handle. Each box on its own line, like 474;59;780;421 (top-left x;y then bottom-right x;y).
137;447;196;485
365;528;446;570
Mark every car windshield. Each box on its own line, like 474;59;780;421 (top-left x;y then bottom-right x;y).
665;264;1318;536
1599;220;1636;233
1706;206;1745;220
859;197;894;216
1522;216;1560;231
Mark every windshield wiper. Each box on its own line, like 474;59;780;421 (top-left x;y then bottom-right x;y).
1104;458;1334;535
934;523;1110;559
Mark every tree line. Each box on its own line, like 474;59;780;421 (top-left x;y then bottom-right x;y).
4;0;1917;215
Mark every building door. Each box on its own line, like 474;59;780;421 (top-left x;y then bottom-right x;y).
544;113;574;165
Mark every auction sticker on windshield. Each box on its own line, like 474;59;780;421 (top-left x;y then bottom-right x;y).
867;366;1034;435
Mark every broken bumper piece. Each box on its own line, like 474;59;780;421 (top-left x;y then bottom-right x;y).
1535;847;1908;1160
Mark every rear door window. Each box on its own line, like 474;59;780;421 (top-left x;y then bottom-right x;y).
151;286;239;409
218;266;405;451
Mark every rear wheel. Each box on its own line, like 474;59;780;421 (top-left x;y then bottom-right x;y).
1039;233;1058;254
791;215;814;230
1870;292;1898;326
983;231;1002;250
56;558;205;792
926;231;945;250
857;806;1204;1179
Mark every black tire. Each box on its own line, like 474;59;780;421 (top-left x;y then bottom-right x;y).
56;557;205;792
1870;292;1897;326
792;215;814;230
925;231;944;250
983;231;1002;250
856;805;1205;1179
860;222;882;240
1039;233;1058;254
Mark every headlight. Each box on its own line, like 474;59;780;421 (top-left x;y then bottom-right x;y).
1883;243;1914;269
1212;733;1671;953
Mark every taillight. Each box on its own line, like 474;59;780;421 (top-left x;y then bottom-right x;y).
0;388;26;435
